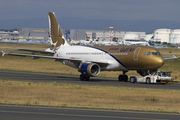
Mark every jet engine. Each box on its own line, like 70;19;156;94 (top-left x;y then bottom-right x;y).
78;63;100;77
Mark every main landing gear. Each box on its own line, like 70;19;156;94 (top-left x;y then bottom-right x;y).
118;71;128;81
80;73;90;81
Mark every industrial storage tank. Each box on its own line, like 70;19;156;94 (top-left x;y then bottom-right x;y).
154;29;171;43
154;29;171;34
123;33;140;40
170;29;180;44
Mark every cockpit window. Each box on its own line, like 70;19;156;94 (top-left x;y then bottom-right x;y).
147;52;151;55
144;51;162;56
152;52;158;55
158;52;162;56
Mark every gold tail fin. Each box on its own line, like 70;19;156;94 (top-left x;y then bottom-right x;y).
48;12;65;49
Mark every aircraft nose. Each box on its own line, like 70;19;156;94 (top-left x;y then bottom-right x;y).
156;57;164;68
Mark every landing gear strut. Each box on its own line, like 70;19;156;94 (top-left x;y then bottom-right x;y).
118;71;128;81
80;74;90;81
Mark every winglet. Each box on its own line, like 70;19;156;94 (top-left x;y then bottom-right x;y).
1;51;6;57
173;55;178;60
173;55;177;58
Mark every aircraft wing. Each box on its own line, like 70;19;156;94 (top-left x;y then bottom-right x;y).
1;51;108;65
18;49;55;55
163;55;179;60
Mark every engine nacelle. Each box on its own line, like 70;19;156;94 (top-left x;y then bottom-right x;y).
78;63;100;77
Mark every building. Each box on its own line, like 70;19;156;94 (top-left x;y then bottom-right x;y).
3;27;180;45
70;29;86;40
69;29;146;42
0;28;49;43
18;28;49;40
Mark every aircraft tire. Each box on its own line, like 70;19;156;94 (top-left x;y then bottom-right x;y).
80;74;85;81
84;76;90;81
124;75;128;82
118;75;123;81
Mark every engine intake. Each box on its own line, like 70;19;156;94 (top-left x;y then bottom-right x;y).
78;63;100;77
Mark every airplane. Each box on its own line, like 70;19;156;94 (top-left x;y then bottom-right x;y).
148;35;154;45
1;12;178;81
77;35;94;45
123;40;149;46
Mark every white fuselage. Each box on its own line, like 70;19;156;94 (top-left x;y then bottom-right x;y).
53;45;128;71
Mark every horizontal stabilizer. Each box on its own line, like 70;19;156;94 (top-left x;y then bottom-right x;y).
18;49;55;55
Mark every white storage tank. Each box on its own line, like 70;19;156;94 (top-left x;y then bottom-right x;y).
154;29;171;43
123;33;140;40
170;29;180;44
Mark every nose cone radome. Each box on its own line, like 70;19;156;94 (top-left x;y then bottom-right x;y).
155;57;164;68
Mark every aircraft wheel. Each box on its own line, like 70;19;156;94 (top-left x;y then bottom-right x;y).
124;75;128;82
84;76;90;81
118;75;123;81
80;74;85;81
146;78;151;84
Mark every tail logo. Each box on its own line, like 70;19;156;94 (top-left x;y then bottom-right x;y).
148;35;154;44
48;12;65;50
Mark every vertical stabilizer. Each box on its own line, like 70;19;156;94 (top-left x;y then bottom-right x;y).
48;12;69;50
148;35;154;44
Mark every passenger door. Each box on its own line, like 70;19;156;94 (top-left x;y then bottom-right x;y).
133;47;141;60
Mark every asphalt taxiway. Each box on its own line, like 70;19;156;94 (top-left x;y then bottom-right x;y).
0;105;180;120
0;70;179;89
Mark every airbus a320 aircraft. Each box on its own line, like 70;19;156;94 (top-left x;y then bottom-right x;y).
2;12;177;81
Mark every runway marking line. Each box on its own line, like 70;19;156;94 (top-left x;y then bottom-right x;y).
0;110;168;120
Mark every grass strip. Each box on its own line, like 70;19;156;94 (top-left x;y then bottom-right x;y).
0;79;180;113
